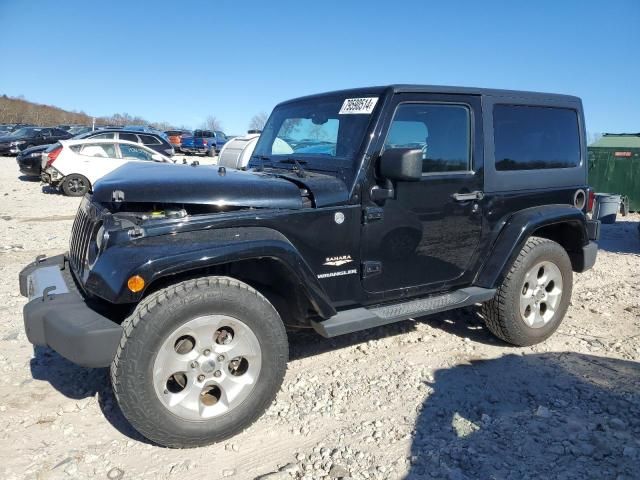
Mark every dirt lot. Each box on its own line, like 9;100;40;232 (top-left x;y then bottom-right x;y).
0;157;639;480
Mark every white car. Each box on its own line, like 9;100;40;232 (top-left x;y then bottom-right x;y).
42;139;172;196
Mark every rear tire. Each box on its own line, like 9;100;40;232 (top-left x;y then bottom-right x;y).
111;276;288;448
481;236;573;346
61;174;91;196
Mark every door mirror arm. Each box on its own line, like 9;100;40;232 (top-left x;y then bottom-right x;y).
370;179;394;203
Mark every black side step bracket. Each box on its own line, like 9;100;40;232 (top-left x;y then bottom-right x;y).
311;287;496;338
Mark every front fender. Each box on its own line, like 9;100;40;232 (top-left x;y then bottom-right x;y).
475;205;588;289
85;226;335;318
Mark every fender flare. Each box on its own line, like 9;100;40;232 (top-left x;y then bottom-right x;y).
475;205;588;289
86;226;336;318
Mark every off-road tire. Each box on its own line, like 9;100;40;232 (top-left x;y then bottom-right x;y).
61;174;91;197
110;276;288;448
481;236;573;346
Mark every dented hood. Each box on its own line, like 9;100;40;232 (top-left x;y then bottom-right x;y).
92;161;304;209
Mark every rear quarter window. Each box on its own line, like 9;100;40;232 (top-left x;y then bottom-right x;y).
139;134;162;145
119;133;139;143
494;105;581;170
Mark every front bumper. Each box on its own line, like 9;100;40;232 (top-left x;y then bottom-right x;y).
19;254;122;368
180;147;208;154
573;219;600;273
41;167;62;185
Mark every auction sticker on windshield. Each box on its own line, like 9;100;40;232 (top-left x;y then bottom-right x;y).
339;97;378;114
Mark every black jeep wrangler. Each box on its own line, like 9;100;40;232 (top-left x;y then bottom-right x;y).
20;85;599;448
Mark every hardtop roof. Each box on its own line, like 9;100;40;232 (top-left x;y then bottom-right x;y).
279;84;581;106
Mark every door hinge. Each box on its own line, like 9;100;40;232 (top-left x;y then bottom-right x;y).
363;207;384;224
362;261;382;278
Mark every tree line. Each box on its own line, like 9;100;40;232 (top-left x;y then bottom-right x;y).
0;94;181;131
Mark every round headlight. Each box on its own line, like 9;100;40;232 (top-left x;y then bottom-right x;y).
96;225;108;250
88;224;109;268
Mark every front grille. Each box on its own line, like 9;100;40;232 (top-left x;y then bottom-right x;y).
69;199;99;280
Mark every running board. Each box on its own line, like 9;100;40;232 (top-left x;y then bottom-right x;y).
311;287;496;338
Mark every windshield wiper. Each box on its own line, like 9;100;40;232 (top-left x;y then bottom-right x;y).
277;158;307;178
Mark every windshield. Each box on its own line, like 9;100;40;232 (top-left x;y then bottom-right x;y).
251;94;379;169
11;127;38;137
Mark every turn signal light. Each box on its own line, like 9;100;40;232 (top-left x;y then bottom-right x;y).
127;275;145;293
587;189;596;213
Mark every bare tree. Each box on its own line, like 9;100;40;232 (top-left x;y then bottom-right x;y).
248;112;268;131
200;115;222;131
279;118;301;138
587;132;603;145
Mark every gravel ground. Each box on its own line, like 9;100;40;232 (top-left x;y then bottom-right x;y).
0;157;639;480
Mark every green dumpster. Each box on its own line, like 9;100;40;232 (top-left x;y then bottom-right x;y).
588;133;640;211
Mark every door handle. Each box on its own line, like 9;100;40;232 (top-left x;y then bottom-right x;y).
453;191;484;202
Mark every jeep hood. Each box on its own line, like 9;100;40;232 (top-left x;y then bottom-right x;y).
91;161;349;209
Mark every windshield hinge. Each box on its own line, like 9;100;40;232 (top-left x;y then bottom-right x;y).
363;207;384;224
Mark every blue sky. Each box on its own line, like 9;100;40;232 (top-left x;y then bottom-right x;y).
0;0;638;135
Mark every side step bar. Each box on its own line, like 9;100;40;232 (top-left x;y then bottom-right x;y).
311;287;496;338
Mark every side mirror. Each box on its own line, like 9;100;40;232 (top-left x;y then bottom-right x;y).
379;148;422;181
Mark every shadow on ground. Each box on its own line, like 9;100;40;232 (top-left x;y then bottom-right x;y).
29;304;499;445
29;345;153;445
406;353;640;479
289;306;502;361
18;175;40;182
41;185;61;195
597;218;640;255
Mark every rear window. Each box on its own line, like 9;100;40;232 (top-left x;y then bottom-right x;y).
494;105;581;171
194;130;213;138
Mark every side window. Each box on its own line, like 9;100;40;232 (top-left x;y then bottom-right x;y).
384;103;471;173
40;129;51;137
79;143;117;158
493;105;581;171
215;131;226;140
120;144;153;161
139;134;161;145
119;133;139;143
90;132;115;140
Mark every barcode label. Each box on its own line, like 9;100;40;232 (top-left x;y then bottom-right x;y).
339;97;378;114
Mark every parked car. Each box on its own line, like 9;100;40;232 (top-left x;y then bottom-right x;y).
41;139;172;196
17;128;171;178
165;130;189;152
68;128;174;156
16;144;48;177
180;129;227;156
0;127;72;155
19;84;599;448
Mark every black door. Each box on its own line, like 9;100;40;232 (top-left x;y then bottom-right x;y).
362;93;484;294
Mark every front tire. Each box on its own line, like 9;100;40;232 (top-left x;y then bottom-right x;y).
481;237;573;346
111;276;288;448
